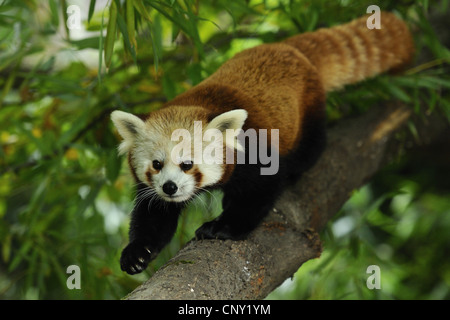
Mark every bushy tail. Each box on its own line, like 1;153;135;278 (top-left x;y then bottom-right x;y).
283;11;414;92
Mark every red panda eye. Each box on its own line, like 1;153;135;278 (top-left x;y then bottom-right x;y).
180;160;193;171
152;160;162;170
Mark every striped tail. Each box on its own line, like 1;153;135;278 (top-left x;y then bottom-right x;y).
283;11;414;92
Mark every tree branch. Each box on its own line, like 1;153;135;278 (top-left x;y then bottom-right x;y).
123;102;448;300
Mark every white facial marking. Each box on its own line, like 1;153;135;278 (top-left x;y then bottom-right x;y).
111;108;250;202
152;161;196;202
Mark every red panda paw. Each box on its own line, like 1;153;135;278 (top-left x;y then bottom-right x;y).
120;241;156;275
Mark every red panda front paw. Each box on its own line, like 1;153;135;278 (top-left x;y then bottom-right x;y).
120;241;156;275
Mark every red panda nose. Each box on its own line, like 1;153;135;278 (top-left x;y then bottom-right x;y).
162;181;178;196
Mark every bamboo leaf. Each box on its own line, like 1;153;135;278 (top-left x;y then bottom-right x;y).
132;0;152;22
126;0;136;49
70;37;100;50
104;0;118;69
61;0;69;40
151;14;163;66
8;239;32;272
148;29;159;72
116;11;137;65
379;78;412;103
48;0;59;27
98;9;105;83
88;0;96;23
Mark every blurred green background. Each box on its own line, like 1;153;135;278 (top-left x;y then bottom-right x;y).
0;0;449;299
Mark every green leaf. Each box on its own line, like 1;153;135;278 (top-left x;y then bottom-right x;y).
425;76;450;88
116;11;137;65
88;0;96;23
48;0;59;27
104;0;118;69
70;37;100;50
126;0;136;49
147;0;204;57
379;79;412;103
133;0;152;22
9;240;32;272
98;9;105;83
61;0;69;40
151;14;163;71
148;30;159;72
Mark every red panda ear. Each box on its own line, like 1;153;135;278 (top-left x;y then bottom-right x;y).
206;109;248;151
206;109;247;132
111;110;145;154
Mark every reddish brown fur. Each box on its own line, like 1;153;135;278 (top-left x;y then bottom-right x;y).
191;166;203;188
165;45;325;156
283;12;414;91
150;12;413;180
161;12;413;151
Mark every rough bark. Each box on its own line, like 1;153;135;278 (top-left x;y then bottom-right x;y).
124;103;448;300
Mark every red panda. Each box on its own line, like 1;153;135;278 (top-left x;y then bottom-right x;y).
111;12;414;275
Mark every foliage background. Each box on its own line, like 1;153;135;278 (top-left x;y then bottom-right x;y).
0;0;449;299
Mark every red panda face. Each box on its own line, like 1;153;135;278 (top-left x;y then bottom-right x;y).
127;126;202;203
143;156;199;202
111;108;247;203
